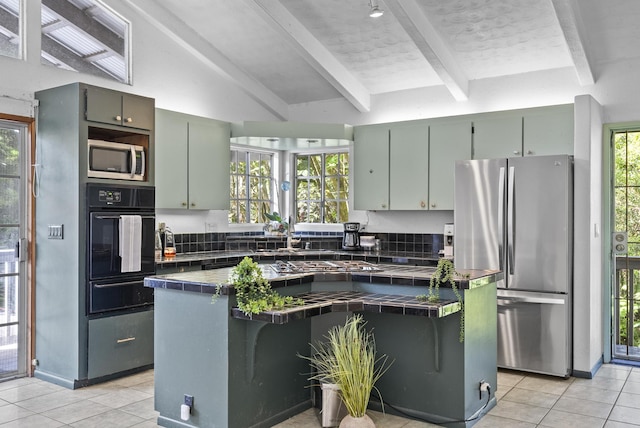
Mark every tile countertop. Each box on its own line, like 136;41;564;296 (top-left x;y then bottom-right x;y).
145;261;501;324
154;249;442;269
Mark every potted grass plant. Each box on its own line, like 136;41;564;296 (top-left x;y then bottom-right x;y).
300;314;392;427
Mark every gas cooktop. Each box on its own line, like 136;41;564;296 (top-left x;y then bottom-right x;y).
270;260;382;274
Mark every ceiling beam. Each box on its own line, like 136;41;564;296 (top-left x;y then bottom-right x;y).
384;0;469;101
42;0;124;56
550;0;595;85
246;0;371;113
121;0;289;120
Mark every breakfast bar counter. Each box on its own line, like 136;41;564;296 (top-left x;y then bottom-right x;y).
145;260;499;428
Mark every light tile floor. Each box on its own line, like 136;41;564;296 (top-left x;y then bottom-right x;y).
0;364;636;427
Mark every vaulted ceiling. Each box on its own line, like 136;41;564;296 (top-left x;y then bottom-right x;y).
4;0;640;121
126;0;640;120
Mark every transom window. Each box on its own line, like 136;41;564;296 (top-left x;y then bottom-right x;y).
0;0;22;59
40;0;130;83
229;149;274;224
295;151;349;223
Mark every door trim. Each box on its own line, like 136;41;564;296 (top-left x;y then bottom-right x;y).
0;113;35;377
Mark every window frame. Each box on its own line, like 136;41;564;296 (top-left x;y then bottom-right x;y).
229;146;279;226
292;148;350;224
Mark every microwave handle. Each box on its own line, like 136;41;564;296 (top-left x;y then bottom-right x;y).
129;146;136;179
140;148;145;179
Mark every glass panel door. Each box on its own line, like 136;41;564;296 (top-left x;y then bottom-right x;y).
612;129;640;361
0;119;27;379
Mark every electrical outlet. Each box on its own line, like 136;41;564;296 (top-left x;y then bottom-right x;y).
184;394;194;407
478;380;491;399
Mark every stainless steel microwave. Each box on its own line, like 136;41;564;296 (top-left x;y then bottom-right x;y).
88;140;145;181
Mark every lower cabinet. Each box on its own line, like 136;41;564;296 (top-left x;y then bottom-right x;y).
88;310;154;379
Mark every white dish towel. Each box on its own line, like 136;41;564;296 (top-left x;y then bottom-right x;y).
119;215;142;273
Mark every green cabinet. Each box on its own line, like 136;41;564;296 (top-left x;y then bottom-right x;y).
523;104;574;156
354;120;471;211
354;125;389;210
85;86;154;130
155;109;230;210
353;104;573;211
34;83;155;389
429;120;472;210
88;310;154;379
472;114;522;159
472;105;574;159
389;123;429;210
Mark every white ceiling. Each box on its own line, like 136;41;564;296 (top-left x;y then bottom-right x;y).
124;0;640;119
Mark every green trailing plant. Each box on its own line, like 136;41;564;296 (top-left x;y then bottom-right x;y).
298;314;393;418
220;256;303;315
263;211;288;234
416;258;468;343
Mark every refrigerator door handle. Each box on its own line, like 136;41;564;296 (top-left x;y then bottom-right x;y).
507;166;515;275
498;167;505;271
498;295;566;305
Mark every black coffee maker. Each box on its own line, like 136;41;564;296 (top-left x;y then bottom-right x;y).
342;222;361;250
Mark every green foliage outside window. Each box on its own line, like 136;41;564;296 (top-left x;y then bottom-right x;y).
229;150;273;224
613;130;640;349
295;152;349;223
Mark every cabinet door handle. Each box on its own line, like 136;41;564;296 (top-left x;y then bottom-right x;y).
191;203;196;207
369;169;374;174
117;337;135;344
381;204;387;209
431;203;436;208
420;201;426;208
181;202;187;207
513;150;520;155
115;115;122;121
527;150;533;155
125;117;133;123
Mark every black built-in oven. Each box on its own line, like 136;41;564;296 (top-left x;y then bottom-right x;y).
86;183;155;315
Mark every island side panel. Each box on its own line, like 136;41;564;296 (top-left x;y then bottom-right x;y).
154;288;231;427
463;283;498;421
351;281;497;426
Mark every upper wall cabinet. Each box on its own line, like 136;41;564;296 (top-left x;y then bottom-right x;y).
354;120;472;211
429;120;472;210
155;109;230;210
389;123;429;210
354;125;390;211
472;114;522;159
522;104;574;156
86;86;154;130
472;104;574;159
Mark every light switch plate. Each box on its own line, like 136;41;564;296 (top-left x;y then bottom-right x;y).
48;224;64;239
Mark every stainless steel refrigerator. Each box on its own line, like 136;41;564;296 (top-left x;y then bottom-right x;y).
454;155;573;377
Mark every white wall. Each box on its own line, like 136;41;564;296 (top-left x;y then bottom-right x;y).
573;95;604;376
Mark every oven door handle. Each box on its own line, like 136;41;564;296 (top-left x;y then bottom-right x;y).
93;280;144;288
93;215;155;220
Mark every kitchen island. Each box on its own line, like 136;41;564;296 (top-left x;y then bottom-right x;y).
145;258;500;428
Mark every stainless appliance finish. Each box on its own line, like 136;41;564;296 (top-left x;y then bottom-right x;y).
342;222;361;250
88;139;146;181
454;155;573;377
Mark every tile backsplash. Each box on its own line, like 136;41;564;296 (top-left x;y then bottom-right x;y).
171;231;444;257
